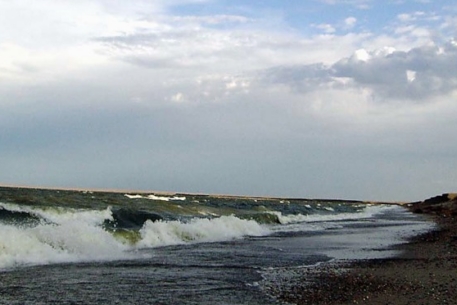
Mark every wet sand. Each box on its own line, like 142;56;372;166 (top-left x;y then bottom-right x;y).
274;196;457;305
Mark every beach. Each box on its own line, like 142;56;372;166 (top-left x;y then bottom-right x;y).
274;194;457;305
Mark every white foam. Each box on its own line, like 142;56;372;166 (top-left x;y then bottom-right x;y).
0;204;268;269
0;219;132;270
269;204;398;225
147;194;186;201
0;203;138;269
138;215;270;248
0;202;113;225
124;194;144;199
124;194;186;201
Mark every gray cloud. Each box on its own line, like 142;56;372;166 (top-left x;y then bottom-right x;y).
2;74;456;202
2;1;457;202
333;42;457;99
260;63;333;92
261;41;457;101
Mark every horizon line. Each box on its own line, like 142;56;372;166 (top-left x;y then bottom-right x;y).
0;183;402;204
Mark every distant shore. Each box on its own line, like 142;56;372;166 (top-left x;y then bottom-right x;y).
273;193;457;305
0;184;178;195
0;184;396;205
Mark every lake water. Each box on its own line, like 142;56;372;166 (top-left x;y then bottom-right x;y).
0;187;433;304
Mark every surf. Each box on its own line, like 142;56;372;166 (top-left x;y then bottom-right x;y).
0;203;271;269
0;187;399;270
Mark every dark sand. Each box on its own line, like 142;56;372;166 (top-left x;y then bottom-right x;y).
272;196;457;305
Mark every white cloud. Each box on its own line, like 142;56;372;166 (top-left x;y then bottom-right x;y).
353;49;371;61
313;23;336;34
167;15;251;25
406;70;417;82
344;17;357;28
170;92;185;103
318;0;372;9
441;15;457;31
395;11;439;24
398;13;414;22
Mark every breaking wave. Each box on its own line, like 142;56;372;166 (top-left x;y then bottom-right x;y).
268;204;397;225
0;203;269;269
138;215;269;248
0;197;397;270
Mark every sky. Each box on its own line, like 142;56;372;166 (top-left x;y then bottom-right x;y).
1;0;456;201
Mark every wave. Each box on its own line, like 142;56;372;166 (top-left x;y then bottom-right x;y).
0;206;41;226
0;199;397;269
0;203;270;269
268;204;399;225
238;213;282;225
0;220;132;270
138;215;270;248
104;208;164;230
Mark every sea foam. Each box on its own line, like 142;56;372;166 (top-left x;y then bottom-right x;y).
138;215;270;248
269;204;398;225
124;194;186;201
0;216;131;269
0;203;269;269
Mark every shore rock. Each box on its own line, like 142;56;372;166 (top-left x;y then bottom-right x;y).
409;193;457;216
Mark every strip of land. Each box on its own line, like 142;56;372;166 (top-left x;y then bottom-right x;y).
0;183;394;204
274;193;457;305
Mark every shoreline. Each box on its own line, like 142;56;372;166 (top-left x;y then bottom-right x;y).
272;198;457;305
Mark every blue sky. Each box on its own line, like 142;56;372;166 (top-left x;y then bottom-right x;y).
0;0;456;201
169;0;454;34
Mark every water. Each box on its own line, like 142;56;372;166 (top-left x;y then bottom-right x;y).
0;187;433;304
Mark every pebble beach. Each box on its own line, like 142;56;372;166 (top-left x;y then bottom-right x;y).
272;194;457;305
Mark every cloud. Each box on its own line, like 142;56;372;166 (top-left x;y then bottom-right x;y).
95;25;373;78
317;0;372;9
167;14;251;25
1;0;457;201
397;13;417;23
260;63;333;93
312;23;336;34
344;17;357;28
261;41;457;101
334;42;457;99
